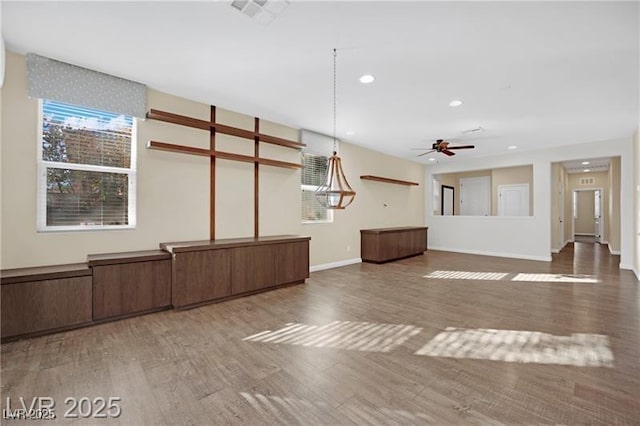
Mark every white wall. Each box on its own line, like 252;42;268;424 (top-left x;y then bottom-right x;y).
425;138;634;267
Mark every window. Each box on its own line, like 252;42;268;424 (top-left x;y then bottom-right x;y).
300;129;334;223
301;152;332;223
38;100;136;231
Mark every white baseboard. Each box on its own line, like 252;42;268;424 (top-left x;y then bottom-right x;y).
428;246;552;262
633;267;640;281
608;244;621;255
310;258;362;272
551;239;572;254
575;233;595;236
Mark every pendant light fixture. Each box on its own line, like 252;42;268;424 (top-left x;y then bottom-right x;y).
315;48;356;210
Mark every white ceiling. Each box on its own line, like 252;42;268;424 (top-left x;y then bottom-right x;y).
2;1;638;163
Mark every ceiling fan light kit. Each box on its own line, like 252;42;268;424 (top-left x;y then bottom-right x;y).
315;48;356;210
416;139;475;157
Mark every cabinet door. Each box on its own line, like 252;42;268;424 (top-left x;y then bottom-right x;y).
93;260;171;320
232;245;275;294
174;249;231;307
380;232;400;260
1;277;92;338
274;241;309;284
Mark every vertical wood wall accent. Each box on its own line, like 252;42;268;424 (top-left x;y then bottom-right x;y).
146;107;304;241
254;117;260;238
210;106;217;240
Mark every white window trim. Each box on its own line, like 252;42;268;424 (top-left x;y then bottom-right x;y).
37;99;137;232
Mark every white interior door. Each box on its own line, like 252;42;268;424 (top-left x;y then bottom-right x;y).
459;176;491;216
498;184;529;216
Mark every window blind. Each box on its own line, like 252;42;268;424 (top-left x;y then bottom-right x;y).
300;129;334;222
27;53;146;118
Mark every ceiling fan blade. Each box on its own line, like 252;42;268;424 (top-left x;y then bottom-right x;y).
441;149;456;156
447;145;475;150
417;149;436;157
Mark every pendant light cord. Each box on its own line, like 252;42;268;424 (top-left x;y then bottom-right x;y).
333;48;337;155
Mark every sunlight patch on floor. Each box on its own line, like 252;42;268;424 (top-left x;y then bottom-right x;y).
414;327;613;367
242;320;422;352
423;270;600;283
423;270;509;280
511;273;600;283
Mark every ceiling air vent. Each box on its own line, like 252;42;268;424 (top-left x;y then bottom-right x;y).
230;0;290;25
579;177;594;185
462;126;484;135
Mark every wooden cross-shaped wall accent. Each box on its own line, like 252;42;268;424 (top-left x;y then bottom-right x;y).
146;106;304;240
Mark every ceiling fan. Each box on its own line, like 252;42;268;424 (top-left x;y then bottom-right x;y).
414;139;475;157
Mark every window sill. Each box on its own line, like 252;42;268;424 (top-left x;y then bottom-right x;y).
37;225;136;233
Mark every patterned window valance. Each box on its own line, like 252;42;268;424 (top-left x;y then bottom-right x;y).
27;53;146;118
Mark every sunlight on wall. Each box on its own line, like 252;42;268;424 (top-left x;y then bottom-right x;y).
423;270;600;283
239;392;435;423
414;327;613;367
242;320;422;352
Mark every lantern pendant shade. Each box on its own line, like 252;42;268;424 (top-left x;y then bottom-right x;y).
315;151;356;209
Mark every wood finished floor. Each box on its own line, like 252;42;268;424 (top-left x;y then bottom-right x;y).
2;243;639;425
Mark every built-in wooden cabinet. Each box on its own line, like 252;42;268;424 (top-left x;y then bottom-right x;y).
1;264;93;340
161;235;310;309
361;227;428;263
89;250;172;321
1;236;310;341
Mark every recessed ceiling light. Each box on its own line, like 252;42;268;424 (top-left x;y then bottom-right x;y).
508;145;517;150
584;169;591;172
581;161;590;165
428;158;436;162
346;130;355;136
359;74;375;84
449;99;463;107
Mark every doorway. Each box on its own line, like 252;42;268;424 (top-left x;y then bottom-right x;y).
441;185;454;215
572;188;603;244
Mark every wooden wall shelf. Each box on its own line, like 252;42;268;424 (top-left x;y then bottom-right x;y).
146;109;306;150
147;141;302;170
360;175;419;186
